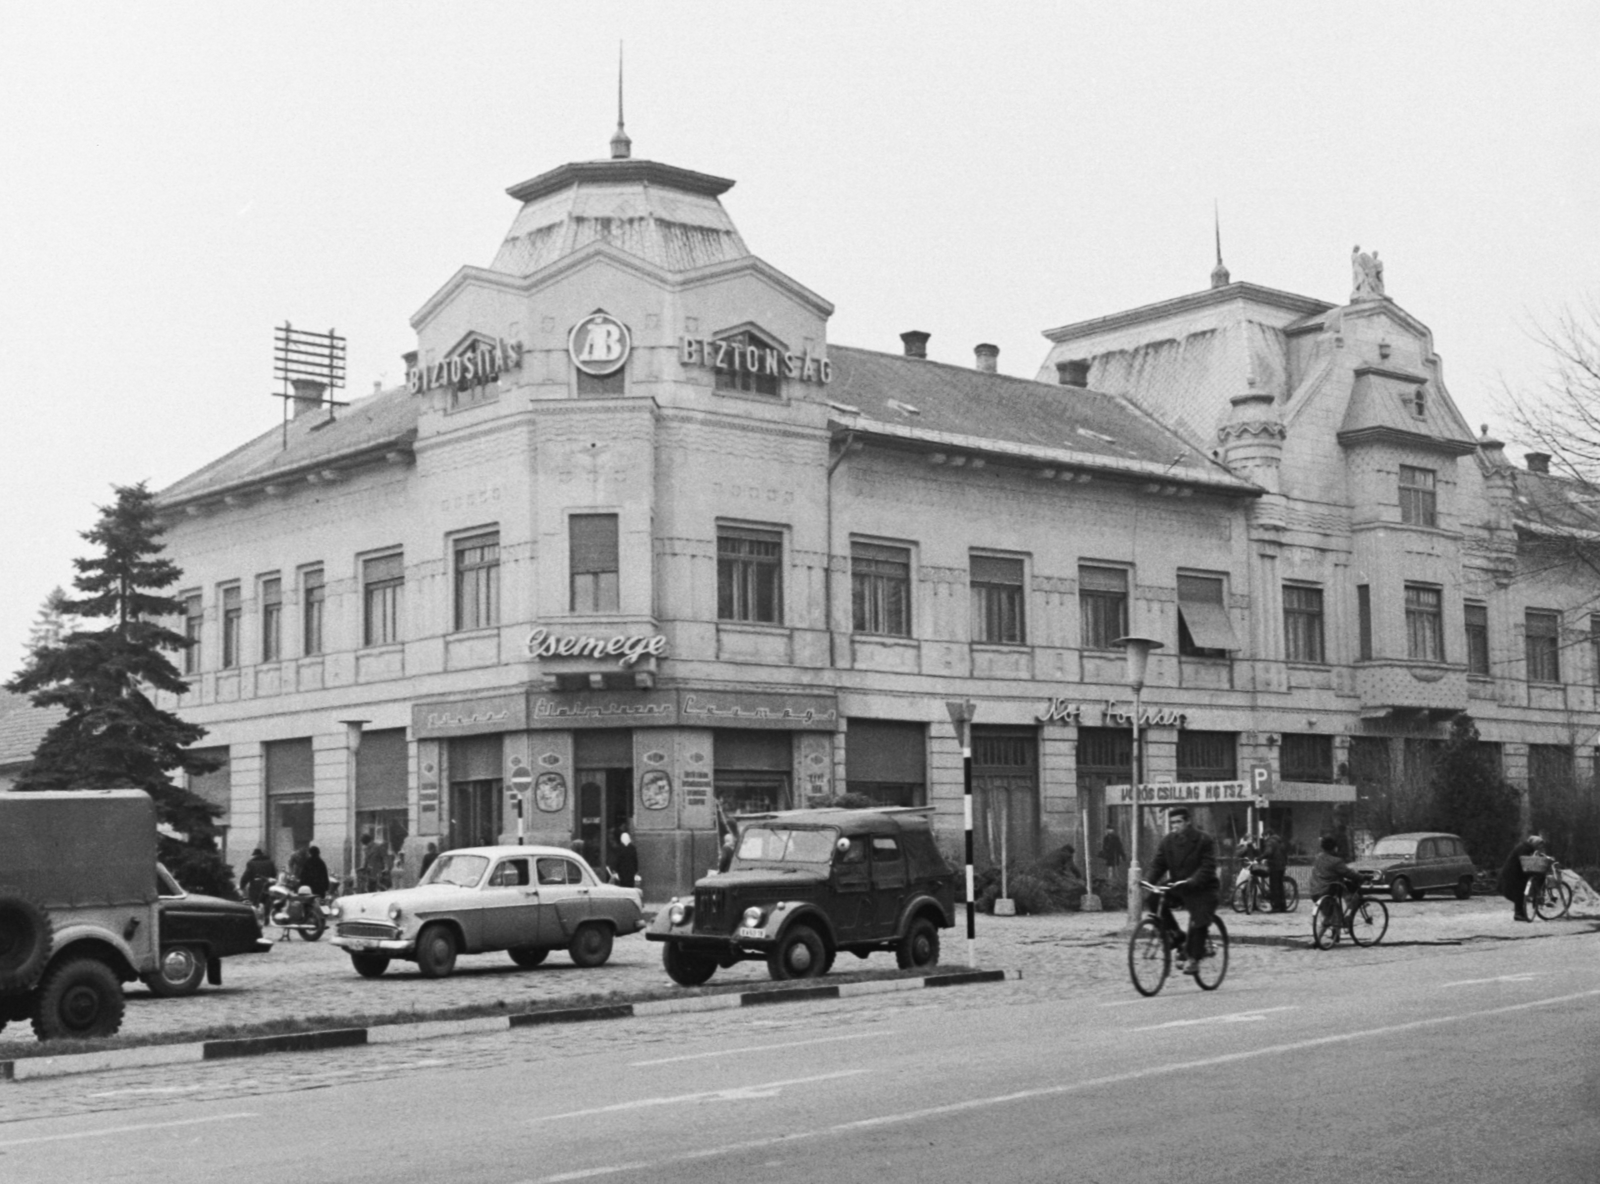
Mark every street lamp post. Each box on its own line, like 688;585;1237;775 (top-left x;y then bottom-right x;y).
339;719;369;894
945;698;978;969
1112;636;1162;928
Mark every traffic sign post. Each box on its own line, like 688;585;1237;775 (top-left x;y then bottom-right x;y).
510;767;533;844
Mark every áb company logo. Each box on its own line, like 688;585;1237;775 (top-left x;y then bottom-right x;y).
568;312;631;376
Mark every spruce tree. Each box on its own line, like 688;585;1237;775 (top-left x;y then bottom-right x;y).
5;483;233;896
1429;714;1522;870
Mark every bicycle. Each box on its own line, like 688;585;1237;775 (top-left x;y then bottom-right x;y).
1525;857;1573;920
1231;862;1300;914
1310;872;1388;949
1129;880;1229;996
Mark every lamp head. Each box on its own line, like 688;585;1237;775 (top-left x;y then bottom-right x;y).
1111;635;1163;690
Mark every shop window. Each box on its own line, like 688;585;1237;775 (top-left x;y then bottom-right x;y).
1280;733;1332;782
187;745;231;864
845;720;926;807
182;592;203;674
569;516;618;614
852;542;911;637
1526;610;1561;682
971;554;1025;645
454;531;501;630
1177;573;1236;658
1399;465;1437;527
712;330;782;398
1177;731;1237;781
715;729;793;815
363;552;404;647
1465;602;1490;676
1078;565;1128;650
1404;584;1443;661
260;576;282;662
1283;585;1324;664
1357;584;1372;660
718;526;783;624
220;584;242;669
301;567;325;656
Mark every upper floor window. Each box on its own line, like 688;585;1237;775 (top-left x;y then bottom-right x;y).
1357;584;1372;660
1465;602;1490;676
182;593;203;675
1283;585;1325;664
302;567;325;656
718;527;782;624
852;542;912;637
261;577;282;663
363;552;404;647
1078;565;1128;650
1177;730;1237;781
569;516;619;614
1280;733;1333;782
713;331;782;398
220;585;242;669
1176;573;1237;658
971;554;1025;644
1405;584;1443;661
1411;388;1427;418
1399;465;1437;527
1525;610;1561;683
454;532;501;630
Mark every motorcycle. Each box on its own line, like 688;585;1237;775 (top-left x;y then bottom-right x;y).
267;878;327;941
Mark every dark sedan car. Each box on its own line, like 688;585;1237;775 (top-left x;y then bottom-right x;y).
1349;832;1478;902
148;864;273;996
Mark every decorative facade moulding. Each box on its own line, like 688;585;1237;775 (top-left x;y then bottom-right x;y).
413;687;840;739
1217;420;1287;442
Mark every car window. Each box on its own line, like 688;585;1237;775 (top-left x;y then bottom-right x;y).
489;858;530;887
425;853;489;887
871;836;901;862
1370;838;1417;858
838;836;868;865
536;857;580;885
1416;840;1436;860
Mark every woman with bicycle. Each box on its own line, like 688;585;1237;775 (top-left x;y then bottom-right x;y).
1146;807;1221;976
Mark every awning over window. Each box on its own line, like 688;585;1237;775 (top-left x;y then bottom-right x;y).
1177;575;1240;652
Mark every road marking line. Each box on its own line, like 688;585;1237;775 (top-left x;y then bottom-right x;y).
0;1111;258;1149
85;1085;204;1098
1130;1006;1297;1032
629;1032;894;1067
526;1070;870;1123
1441;973;1539;987
516;988;1600;1183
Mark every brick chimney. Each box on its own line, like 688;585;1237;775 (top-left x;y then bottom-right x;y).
1525;452;1551;474
974;343;999;374
900;330;930;359
1056;360;1090;388
290;378;327;419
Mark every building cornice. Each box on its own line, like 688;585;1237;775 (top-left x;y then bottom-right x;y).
505;159;736;204
1042;282;1333;344
1335;425;1478;457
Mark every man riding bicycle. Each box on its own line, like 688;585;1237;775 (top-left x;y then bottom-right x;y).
1146;807;1220;976
1308;834;1363;906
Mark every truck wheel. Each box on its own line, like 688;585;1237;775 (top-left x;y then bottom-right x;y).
896;917;941;970
663;942;717;986
145;945;208;997
415;925;458;979
0;888;53;993
568;923;614;968
31;958;125;1040
350;953;390;978
767;924;826;981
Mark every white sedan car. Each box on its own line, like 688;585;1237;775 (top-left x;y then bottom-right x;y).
330;845;645;979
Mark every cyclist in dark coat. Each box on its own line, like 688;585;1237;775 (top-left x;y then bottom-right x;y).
1497;834;1544;922
1147;807;1219;974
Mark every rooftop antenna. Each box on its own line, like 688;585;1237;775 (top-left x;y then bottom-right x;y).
271;322;347;450
1210;200;1230;288
609;42;631;160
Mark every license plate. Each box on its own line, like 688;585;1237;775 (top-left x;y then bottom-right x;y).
736;927;766;940
345;939;377;951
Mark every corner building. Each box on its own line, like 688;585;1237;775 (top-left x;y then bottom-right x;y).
156;138;1596;894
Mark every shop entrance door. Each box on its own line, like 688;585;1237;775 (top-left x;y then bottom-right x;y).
972;729;1040;868
575;767;632;876
448;778;502;851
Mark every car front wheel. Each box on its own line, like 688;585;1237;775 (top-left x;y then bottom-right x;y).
767;924;826;981
663;942;718;986
146;945;208;997
896;917;941;970
1390;877;1412;903
415;924;458;979
568;924;614;968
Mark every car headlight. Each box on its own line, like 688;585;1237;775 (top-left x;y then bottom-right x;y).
668;902;689;925
387;904;404;921
742;906;765;928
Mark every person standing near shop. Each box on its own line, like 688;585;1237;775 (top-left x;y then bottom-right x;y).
419;842;439;879
1098;826;1126;878
299;845;331;898
1263;827;1290;912
612;830;639;890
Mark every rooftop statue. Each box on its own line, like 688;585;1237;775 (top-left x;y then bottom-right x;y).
1351;245;1386;302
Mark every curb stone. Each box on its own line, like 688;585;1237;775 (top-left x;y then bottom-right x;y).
0;968;1018;1084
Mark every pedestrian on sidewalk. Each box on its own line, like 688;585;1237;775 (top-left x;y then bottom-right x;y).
1498;833;1545;922
1098;826;1126;877
1263;827;1290;912
612;830;639;889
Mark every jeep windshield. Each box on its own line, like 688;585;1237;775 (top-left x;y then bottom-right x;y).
736;826;839;864
421;854;489;887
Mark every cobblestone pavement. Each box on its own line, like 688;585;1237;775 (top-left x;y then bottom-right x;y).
1;894;1591;1061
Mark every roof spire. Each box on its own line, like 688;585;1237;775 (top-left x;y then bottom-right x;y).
1210;200;1230;288
609;42;632;160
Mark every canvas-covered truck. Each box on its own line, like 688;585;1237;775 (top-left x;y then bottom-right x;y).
0;789;161;1040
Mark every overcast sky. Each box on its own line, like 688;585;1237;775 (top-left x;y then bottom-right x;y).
3;2;1598;670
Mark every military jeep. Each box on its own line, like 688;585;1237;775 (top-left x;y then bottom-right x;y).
0;790;162;1040
647;807;956;985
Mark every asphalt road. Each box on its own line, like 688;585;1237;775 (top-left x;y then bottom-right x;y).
2;928;1597;1183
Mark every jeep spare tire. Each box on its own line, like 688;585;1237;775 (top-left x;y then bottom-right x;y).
0;888;53;993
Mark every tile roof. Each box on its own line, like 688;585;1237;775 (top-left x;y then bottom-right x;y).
0;690;60;767
1511;468;1600;539
157;385;418;506
825;346;1256;492
1337;365;1477;454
